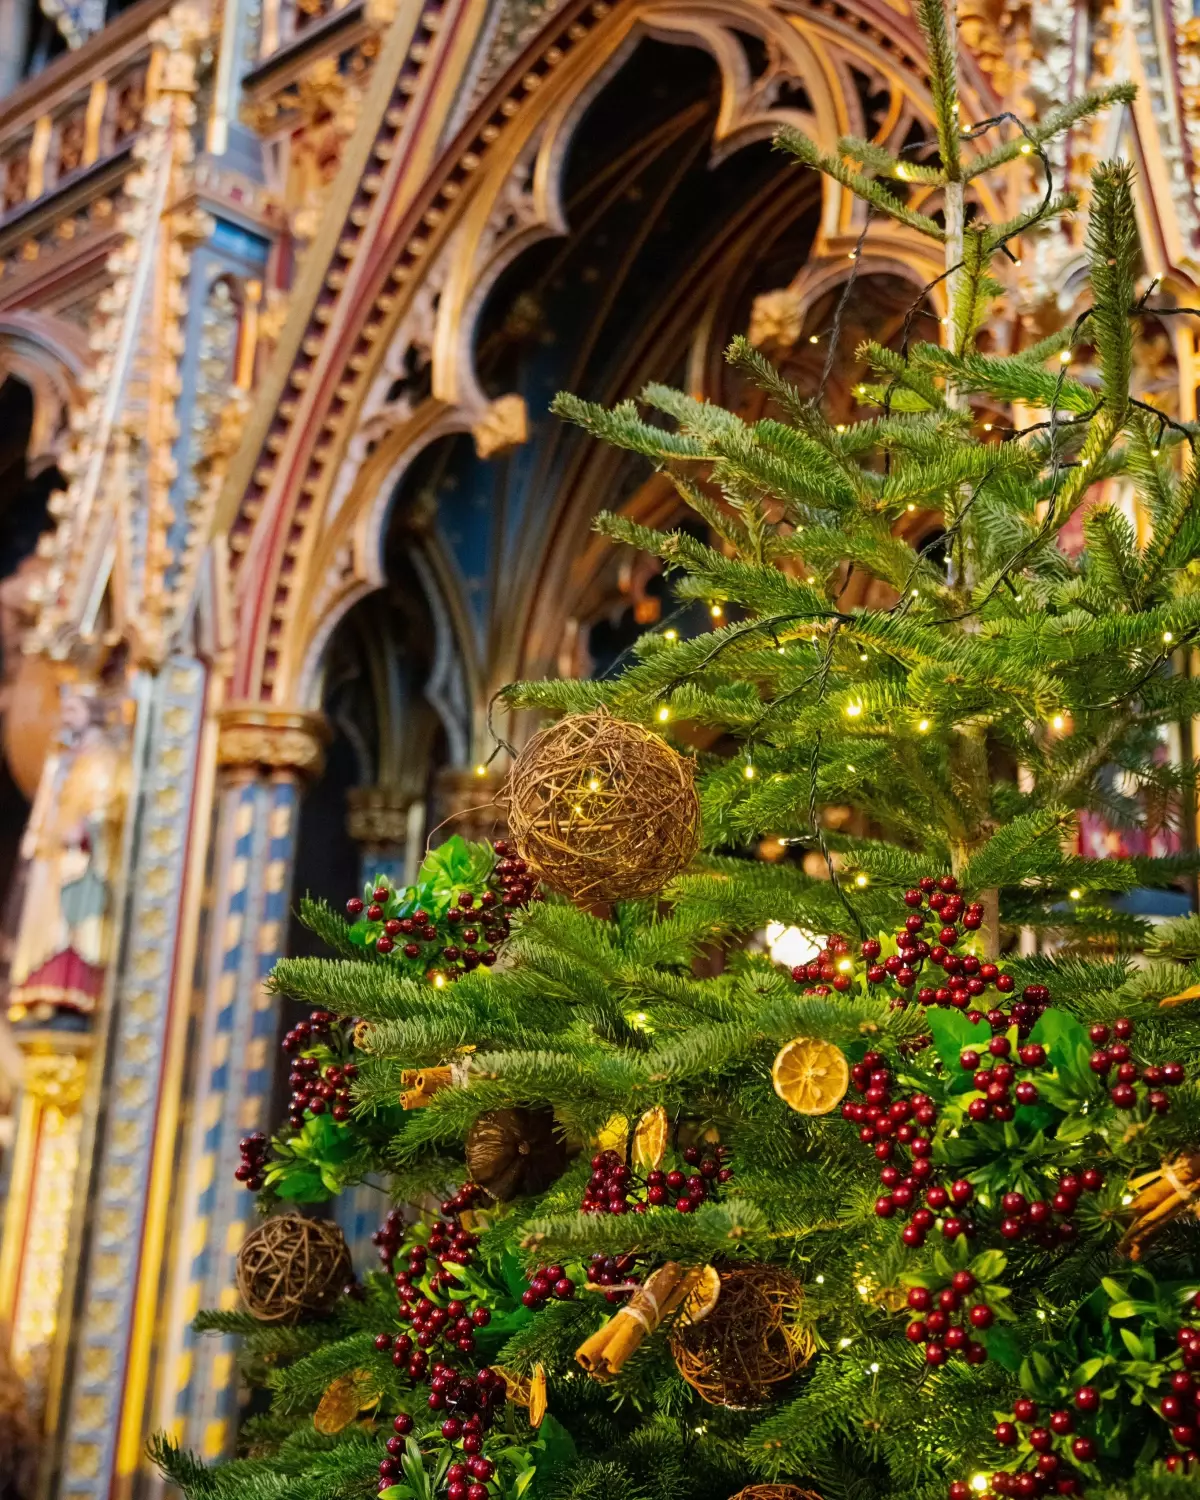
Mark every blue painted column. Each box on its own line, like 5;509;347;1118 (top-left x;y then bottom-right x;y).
47;657;211;1500
157;705;327;1461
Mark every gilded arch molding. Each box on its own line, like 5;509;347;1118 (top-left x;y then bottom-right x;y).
219;0;1005;709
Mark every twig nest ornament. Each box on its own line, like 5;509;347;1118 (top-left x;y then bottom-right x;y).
503;710;700;902
730;1488;821;1500
671;1263;812;1407
465;1107;568;1200
235;1213;352;1323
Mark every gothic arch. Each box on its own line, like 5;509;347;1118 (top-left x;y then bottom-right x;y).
221;0;1005;718
0;311;86;472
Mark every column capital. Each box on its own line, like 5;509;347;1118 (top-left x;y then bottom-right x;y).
433;765;505;844
216;703;330;778
18;1032;92;1109
346;783;420;846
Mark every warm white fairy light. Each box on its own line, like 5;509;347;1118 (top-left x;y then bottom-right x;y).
917;718;931;733
1020;142;1033;155
845;701;864;718
665;628;678;641
1059;348;1071;363
855;873;869;888
1163;630;1174;644
809;333;820;344
657;706;671;722
815;1274;826;1284
839;1336;853;1348
971;1476;990;1493
743;763;756;780
837;958;853;972
1051;714;1066;731
588;777;601;791
982;421;993;432
1069;888;1082;900
870;1362;881;1373
711;603;723;618
474;763;488;776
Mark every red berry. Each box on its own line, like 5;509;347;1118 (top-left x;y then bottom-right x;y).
347;897;365;916
906;1320;928;1342
969;1303;994;1328
908;1286;932;1310
1014;1399;1038;1423
1030;1428;1053;1452
1113;1017;1133;1039
1110;1083;1137;1109
925;1342;947;1365
393;1413;413;1434
996;1421;1018;1445
1074;1387;1099;1412
1070;1437;1095;1462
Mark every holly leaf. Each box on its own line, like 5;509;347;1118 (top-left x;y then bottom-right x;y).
1027;1009;1093;1089
417;837;495;916
925;1010;991;1074
983;1326;1023;1371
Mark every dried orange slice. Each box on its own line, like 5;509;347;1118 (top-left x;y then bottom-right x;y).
528;1363;547;1426
492;1364;532;1405
314;1370;380;1434
632;1106;669;1170
771;1037;849;1114
676;1264;721;1327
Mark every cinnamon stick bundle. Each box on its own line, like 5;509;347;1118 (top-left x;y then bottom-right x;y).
1118;1153;1200;1258
576;1262;705;1379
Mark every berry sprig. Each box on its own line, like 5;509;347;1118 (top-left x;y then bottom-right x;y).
234;1131;269;1191
579;1142;733;1217
521;1263;577;1308
1085;1018;1185;1114
346;841;539;982
903;1270;992;1368
972;1395;1091;1499
369;1186;517;1496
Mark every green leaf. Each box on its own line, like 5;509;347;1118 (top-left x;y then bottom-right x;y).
925;1010;991;1074
1107;1301;1140;1318
1120;1327;1146;1359
416;836;495;915
969;1249;1008;1283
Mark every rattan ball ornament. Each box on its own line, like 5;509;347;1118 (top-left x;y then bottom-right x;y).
503;710;700;902
671;1263;812;1407
236;1213;352;1323
729;1488;821;1500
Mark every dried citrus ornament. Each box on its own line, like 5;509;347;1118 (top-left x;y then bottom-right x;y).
528;1363;548;1426
314;1370;381;1434
771;1037;849;1115
596;1112;629;1154
677;1264;721;1327
632;1105;669;1170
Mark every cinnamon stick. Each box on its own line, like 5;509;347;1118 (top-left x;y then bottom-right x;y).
575;1262;704;1378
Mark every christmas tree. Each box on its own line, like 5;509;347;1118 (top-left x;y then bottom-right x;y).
155;3;1200;1498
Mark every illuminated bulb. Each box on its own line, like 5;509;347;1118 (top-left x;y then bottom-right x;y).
1069;888;1082;901
1051;714;1065;731
778;645;785;654
743;763;756;780
845;701;863;718
839;1337;853;1348
1122;1193;1133;1206
856;384;867;396
1152;447;1161;457
896;165;909;180
982;422;993;432
574;804;583;814
432;972;447;989
917;718;931;732
665;629;678;640
1013;256;1022;266
846;764;856;773
1163;630;1174;644
907;502;916;512
711;603;723;618
836;424;847;433
837;958;853;972
588;778;600;791
1081;457;1090;466
858;651;868;662
1020;142;1033;155
1036;1309;1047;1321
855;873;869;888
474;763;487;777
911;588;919;597
971;1477;990;1494
815;1274;825;1284
657;706;670;722
1059;348;1071;363
1014;593;1022;601
634;1011;648;1025
848;250;857;260
809;334;820;344
940;316;950;327
870;1362;881;1374
806;575;816;585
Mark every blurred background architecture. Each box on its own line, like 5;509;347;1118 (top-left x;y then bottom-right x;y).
0;0;1195;1490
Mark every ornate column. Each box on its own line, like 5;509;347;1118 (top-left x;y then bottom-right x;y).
156;704;327;1462
42;657;211;1500
0;1037;90;1414
346;781;425;888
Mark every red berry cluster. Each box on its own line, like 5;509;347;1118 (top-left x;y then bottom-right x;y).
957;1036;1052;1124
845;1050;967;1248
998;1172;1105;1247
234;1131;268;1190
1085;1018;1185;1113
490;839;540;910
1159;1362;1200;1468
580;1143;733;1217
381;1383;501;1498
969;1395;1095;1499
903;1272;990;1367
584;1252;641;1305
521;1263;576;1308
283;1048;358;1127
370;1188;510;1493
791;933;855;994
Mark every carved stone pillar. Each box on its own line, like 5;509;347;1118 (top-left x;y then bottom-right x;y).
0;1036;90;1416
156;704;328;1462
432;766;505;846
346;781;424;888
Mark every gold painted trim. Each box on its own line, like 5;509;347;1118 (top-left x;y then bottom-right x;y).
0;1089;41;1329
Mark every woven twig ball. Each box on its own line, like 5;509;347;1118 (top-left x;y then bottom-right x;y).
671;1263;812;1407
503;710;700;902
730;1488;821;1500
236;1214;352;1323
